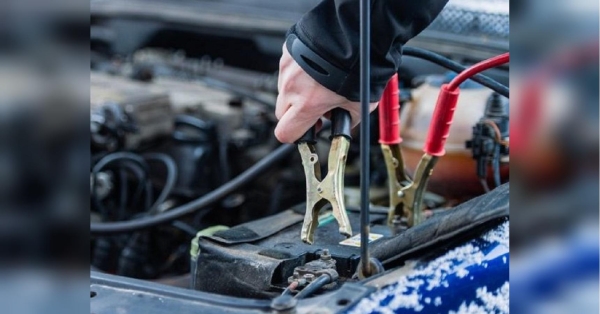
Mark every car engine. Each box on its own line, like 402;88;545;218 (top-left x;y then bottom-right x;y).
90;0;510;309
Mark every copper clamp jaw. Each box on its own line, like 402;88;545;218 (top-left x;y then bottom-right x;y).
378;74;437;232
297;109;353;244
382;146;437;230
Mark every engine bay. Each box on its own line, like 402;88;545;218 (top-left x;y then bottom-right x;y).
90;1;510;309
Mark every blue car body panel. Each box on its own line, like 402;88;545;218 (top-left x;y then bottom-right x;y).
349;222;509;314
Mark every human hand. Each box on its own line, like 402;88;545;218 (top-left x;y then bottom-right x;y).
274;45;378;143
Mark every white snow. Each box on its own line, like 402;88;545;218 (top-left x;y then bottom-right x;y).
456;268;469;278
483;221;509;248
449;282;510;314
348;222;509;314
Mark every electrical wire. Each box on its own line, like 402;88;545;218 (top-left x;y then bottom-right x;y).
482;119;509;147
402;46;509;98
425;52;510;193
281;281;298;296
448;53;510;91
90;144;295;235
480;177;491;193
294;275;331;299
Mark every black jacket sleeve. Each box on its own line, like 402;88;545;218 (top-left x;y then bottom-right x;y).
286;0;449;102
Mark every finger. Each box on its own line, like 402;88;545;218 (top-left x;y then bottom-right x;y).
277;45;293;92
347;102;379;128
274;103;323;143
369;102;379;112
275;95;291;120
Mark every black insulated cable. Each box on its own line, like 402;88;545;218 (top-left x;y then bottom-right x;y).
359;0;372;277
294;275;331;299
90;144;295;235
402;46;509;98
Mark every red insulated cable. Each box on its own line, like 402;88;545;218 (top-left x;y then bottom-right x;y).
448;53;510;91
424;53;510;156
378;74;402;145
423;84;460;156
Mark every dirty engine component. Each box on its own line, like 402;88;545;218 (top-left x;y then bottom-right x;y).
190;205;391;299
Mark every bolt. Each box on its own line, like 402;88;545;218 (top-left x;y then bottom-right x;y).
303;273;315;282
320;249;331;260
271;295;297;313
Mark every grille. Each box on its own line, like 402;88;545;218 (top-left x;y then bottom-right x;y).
429;0;509;40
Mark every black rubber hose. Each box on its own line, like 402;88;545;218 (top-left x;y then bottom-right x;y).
402;46;509;98
92;152;149;176
142;153;178;214
144;181;153;212
92;153;149;218
118;169;128;220
294;275;331;299
119;161;147;206
91;144;295;235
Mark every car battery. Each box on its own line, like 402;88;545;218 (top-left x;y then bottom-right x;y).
190;204;391;299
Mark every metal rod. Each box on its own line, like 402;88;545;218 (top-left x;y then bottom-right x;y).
359;0;372;277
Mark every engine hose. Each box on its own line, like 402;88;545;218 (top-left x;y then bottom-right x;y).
117;161;147;203
92;153;149;218
118;169;128;219
91;144;295;235
402;46;509;98
142;153;178;214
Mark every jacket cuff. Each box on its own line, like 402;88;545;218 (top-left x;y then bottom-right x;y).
285;32;391;103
